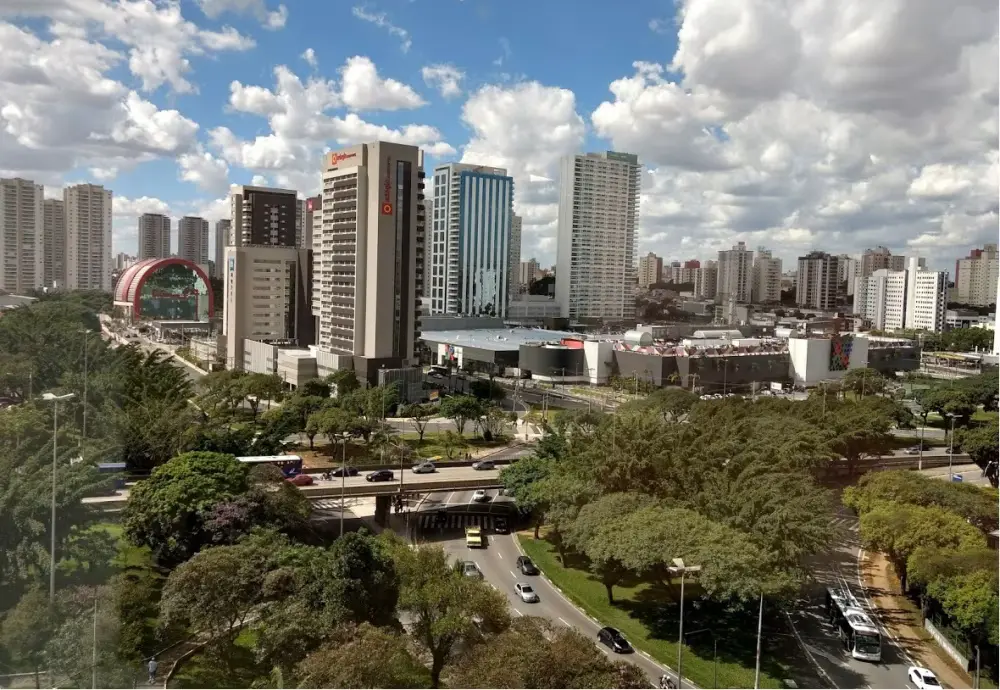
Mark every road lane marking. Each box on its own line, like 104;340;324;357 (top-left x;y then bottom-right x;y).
558;617;570;626
512;608;523;617
496;551;502;559
446;491;455;504
782;610;838;689
509;570;516;579
856;548;917;667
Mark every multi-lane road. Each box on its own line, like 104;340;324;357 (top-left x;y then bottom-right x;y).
785;507;917;689
415;489;688;688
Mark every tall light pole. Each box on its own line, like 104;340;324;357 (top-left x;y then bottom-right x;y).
668;557;702;688
42;391;75;603
754;592;764;689
339;431;350;538
947;413;956;478
81;329;91;456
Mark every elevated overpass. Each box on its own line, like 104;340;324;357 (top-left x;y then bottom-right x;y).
82;464;506;511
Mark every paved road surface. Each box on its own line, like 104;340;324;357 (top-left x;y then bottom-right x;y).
416;490;687;688
786;507;915;689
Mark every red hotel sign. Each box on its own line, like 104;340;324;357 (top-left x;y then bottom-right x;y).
328;151;357;167
381;157;393;215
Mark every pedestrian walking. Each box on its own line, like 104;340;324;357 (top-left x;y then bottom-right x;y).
147;657;158;684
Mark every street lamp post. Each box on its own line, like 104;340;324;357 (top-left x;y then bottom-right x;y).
81;329;91;456
754;592;764;689
42;391;76;603
339;431;350;538
947;413;956;478
684;629;718;689
668;557;702;688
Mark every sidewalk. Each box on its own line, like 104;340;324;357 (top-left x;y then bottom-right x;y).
861;550;974;689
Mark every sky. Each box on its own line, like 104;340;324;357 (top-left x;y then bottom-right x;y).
1;0;997;272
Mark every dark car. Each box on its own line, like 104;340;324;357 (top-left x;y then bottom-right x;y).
471;460;495;471
597;627;633;654
516;555;539;575
494;517;509;534
330;465;358;477
366;469;394;482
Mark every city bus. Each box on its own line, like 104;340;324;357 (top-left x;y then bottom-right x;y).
237;455;304;478
826;586;882;661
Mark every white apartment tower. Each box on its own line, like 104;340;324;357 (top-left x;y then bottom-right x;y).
0;178;44;293
954;244;999;307
751;248;781;303
137;213;171;260
905;258;947;332
796;251;839;310
177;216;209;264
429;163;514;317
838;255;860;296
315;142;425;379
43;199;66;288
64;183;112;292
555;151;641;320
716;242;753;303
855;269;907;330
693;261;718;300
638;252;663;289
508;214;521;303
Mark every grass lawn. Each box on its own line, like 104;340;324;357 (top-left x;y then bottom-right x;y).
396;431;507;459
518;532;793;689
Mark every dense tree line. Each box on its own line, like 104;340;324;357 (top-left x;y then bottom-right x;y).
845;471;999;666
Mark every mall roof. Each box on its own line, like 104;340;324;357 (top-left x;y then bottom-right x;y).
419;328;580;352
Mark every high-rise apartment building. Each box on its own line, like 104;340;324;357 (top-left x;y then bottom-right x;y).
508;214;521;302
838;255;860;296
429;163;514;317
751;248;781;303
555;151;641;319
223;245;314;370
314;142;425;379
0;178;44;293
213;219;230;278
64;183;112;291
519;258;541;289
638;252;663;289
693;261;718;300
904;258;947;332
114;252;137;271
137;213;171;260
43;199;66;288
716;241;753;303
954;244;999;307
229;185;298;247
855;269;907;330
796;251;839;310
177;216;209;264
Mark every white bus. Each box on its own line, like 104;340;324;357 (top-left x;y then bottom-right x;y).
826;586;882;661
237;454;304;477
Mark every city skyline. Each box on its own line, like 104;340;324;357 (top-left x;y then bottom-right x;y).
1;1;994;274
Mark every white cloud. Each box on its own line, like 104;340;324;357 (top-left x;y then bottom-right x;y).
301;48;317;68
196;0;288;29
351;5;411;53
421;64;464;99
0;0;257;94
178;147;230;194
340;56;425;111
579;0;999;267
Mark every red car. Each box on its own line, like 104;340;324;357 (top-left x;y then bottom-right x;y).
287;473;314;486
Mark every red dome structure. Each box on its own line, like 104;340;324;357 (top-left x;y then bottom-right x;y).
113;257;213;321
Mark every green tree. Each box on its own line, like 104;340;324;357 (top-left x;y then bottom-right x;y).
327;369;360;397
858;502;984;592
390;540;510;687
299;378;331;398
448;616;648;689
479;403;516;441
438;429;466;460
122;451;248;566
0;588;56;687
955;418;999;479
400;402;435;443
841;368;889;397
469;379;505;402
240;372;284;419
499;455;553;538
294;623;430;688
439;395;483;436
927;568;1000;646
307;406;353;456
824;401;893;475
643;387;699;422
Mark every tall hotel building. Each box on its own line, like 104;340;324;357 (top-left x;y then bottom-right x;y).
137;213;171;260
224;185;313;370
43;198;66;288
0;178;44;293
429;163;514;317
65;183;112;292
555;151;641;319
314;142;425;382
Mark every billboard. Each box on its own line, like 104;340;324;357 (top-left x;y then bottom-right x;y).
829;334;854;372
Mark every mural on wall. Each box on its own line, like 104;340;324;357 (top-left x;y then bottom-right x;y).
138;263;210;321
829;334;854;371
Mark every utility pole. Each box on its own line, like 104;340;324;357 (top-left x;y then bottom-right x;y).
92;589;99;689
753;592;764;689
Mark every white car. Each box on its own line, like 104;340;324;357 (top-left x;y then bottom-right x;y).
515;582;539;603
472;489;490;503
907;666;941;690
